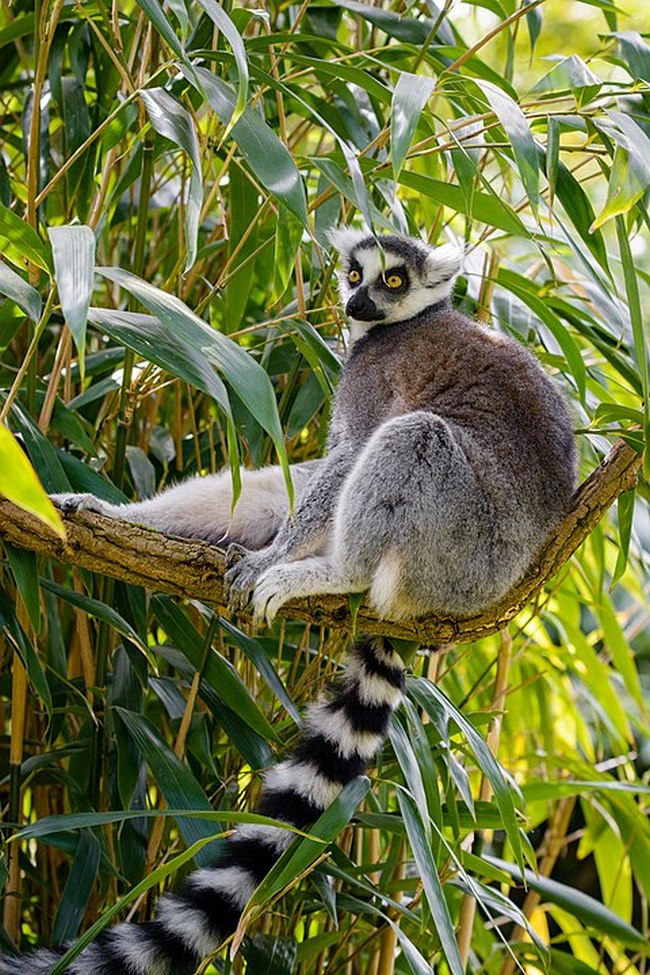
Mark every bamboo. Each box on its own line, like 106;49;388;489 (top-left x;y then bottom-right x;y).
457;629;514;965
3;655;28;942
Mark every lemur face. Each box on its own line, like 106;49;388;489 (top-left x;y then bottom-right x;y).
329;227;463;342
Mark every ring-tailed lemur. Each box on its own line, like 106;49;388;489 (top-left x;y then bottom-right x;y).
8;229;577;973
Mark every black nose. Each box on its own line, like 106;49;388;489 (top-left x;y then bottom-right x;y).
345;287;384;322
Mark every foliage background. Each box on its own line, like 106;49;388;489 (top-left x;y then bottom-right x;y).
0;0;649;973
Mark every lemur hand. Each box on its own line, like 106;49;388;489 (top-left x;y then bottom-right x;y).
224;544;276;613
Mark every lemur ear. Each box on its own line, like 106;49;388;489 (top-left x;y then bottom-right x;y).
424;242;464;285
327;225;370;259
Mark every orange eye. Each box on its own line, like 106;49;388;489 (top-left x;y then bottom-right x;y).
348;269;361;284
384;273;404;289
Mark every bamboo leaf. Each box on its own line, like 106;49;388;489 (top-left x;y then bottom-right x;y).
408;677;525;871
139;88;203;271
0;585;52;713
398;789;465;975
391;71;437;179
113;707;219;865
93;269;291;498
48;225;95;381
0;260;42;321
52;831;101;943
195;67;308;228
474;79;540;212
0;425;64;536
486;856;648;948
195;0;248;125
0;204;51;273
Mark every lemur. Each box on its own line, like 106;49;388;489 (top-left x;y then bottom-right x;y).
3;229;577;974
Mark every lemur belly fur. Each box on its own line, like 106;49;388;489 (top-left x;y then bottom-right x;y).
6;229;577;975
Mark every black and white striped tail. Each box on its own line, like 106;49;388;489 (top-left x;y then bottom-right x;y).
0;638;405;975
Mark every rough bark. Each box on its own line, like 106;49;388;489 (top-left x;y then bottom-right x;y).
0;440;641;645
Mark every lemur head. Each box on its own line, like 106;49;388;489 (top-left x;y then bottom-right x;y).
329;227;463;343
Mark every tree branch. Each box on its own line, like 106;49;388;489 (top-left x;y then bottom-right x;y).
0;440;641;645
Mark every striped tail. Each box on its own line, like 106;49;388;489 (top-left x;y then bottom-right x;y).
0;638;405;975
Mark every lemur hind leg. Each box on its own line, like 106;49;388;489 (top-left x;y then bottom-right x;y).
52;462;318;550
336;411;496;618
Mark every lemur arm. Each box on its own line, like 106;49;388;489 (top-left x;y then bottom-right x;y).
225;441;355;611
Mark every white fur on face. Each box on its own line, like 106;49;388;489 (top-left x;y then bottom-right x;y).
330;227;463;344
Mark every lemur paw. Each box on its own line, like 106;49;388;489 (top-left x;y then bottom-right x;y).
251;566;296;627
224;545;268;613
50;493;109;515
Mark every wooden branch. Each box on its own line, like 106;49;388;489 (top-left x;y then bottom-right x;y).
0;440;641;645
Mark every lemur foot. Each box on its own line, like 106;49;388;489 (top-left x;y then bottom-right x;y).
224;544;273;614
50;493;113;515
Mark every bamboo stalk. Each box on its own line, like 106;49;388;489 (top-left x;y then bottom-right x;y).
457;628;514;965
377;847;406;975
3;595;34;945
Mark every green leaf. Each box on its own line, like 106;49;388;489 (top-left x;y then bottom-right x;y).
408;677;525;871
524;0;542;54
243;934;298;975
49;833;223;975
388;720;430;830
486;856;648;949
474;79;540;212
113;707;219;865
540;147;609;271
134;0;202;92
616;216;649;479
13;807;313;842
497;268;587;401
48;225;95;381
0;586;52;714
593;112;650;230
87;307;230;414
0;424;64;536
611;491;635;586
224;160;259;332
151;596;281;742
531;55;602;106
195;67;308;228
591;147;645;229
8;401;69;492
0;260;42;321
52;831;101;943
218;617;301;725
5;544;40;633
614;30;650;83
391;72;437;179
0;204;51;273
397;169;530;237
331;0;454;46
139;88;203;271
39;578;153;663
195;0;248;126
397;789;465;975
